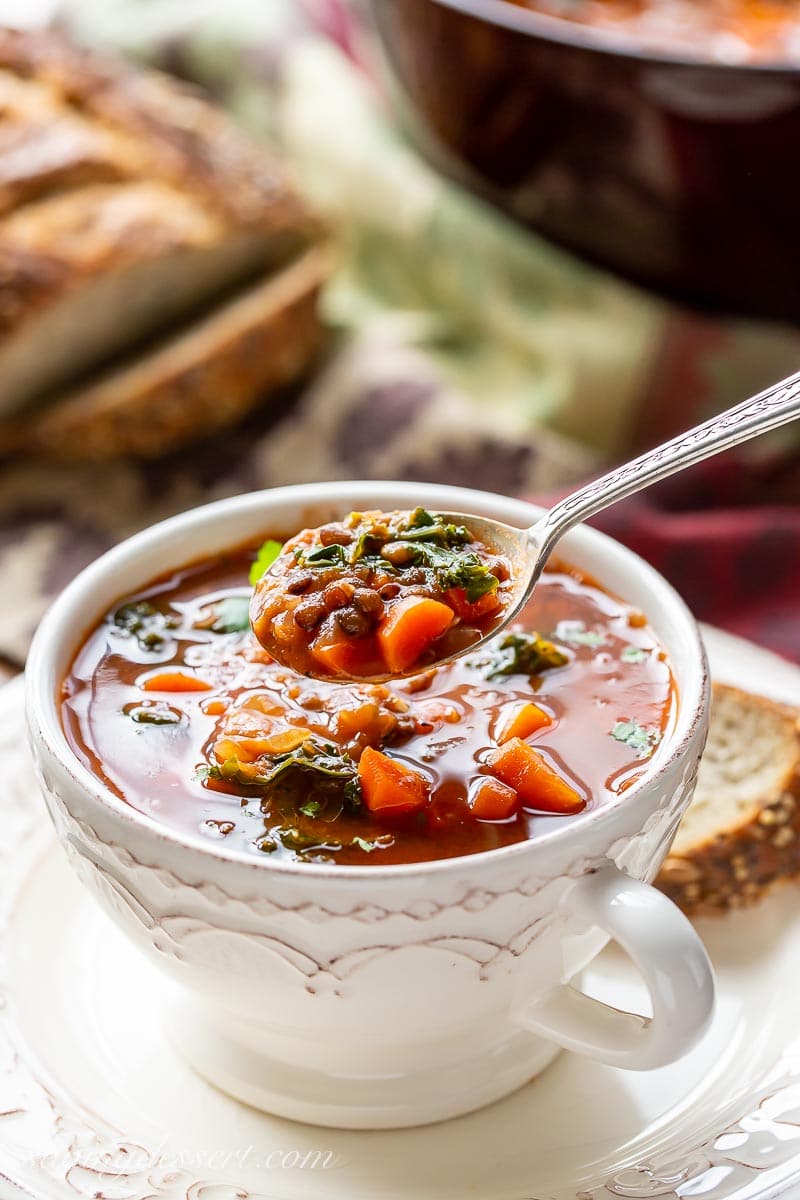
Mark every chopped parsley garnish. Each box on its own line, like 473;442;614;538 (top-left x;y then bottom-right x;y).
113;600;179;652
249;539;283;586
555;621;606;649
621;646;648;664
352;835;377;853
299;799;323;818
470;631;568;679
296;508;499;604
611;720;661;756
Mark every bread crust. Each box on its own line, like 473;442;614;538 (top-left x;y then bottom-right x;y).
657;684;800;916
0;26;316;346
0;244;329;461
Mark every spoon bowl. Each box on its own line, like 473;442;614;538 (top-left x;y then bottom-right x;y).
254;368;800;682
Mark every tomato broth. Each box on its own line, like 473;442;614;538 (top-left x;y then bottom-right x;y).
61;540;676;866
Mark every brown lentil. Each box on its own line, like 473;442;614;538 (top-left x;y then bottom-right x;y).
293;600;326;631
286;572;314;595
319;525;354;547
323;581;356;611
336;606;372;637
353;588;383;615
381;542;416;566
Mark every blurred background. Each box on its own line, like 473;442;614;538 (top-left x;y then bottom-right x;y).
0;0;797;668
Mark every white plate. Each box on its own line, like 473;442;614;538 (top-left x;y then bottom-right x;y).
2;625;800;1200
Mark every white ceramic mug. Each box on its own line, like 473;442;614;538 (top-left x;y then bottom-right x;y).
26;482;714;1129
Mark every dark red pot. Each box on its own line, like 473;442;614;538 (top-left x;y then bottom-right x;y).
367;0;800;321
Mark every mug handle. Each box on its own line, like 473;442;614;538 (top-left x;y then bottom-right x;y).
516;864;715;1070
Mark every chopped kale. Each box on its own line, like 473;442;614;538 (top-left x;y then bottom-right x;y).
248;539;283;586
405;507;435;529
280;827;325;852
356;554;397;574
611;720;661;756
199;737;362;807
302;542;349;567
389;541;496;603
398;507;471;547
343;776;363;809
350;528;385;561
113;600;179;652
431;549;498;603
471;631;568;680
295;509;499;604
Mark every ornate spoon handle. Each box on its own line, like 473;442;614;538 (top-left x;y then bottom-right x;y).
530;368;800;564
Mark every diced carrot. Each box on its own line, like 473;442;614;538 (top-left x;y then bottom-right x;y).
445;587;501;623
201;698;228;716
310;631;381;677
335;703;398;745
487;738;584;814
377;596;454;673
493;701;552;744
358;746;430;816
468;776;519;821
222;729;311;762
412;698;462;734
214;738;243;763
240;694;284;716
268;609;296;646
141;672;212;693
221;708;274;738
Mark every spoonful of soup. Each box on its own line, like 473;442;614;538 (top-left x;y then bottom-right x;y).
251;370;800;680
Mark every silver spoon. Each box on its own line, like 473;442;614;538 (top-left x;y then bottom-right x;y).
428;366;800;669
256;370;800;681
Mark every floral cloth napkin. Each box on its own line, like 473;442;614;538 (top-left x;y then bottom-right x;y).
0;0;796;666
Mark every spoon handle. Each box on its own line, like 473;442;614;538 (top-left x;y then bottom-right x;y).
530;368;800;562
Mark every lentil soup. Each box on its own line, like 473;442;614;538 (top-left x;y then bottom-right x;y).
61;538;676;867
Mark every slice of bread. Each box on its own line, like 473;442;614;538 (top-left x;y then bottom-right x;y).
0;27;317;418
657;683;800;915
0;243;328;461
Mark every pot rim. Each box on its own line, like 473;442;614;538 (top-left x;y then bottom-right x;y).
419;0;800;74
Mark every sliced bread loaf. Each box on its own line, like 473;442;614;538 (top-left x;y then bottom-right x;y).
657;683;800;915
0;244;328;461
0;27;318;417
